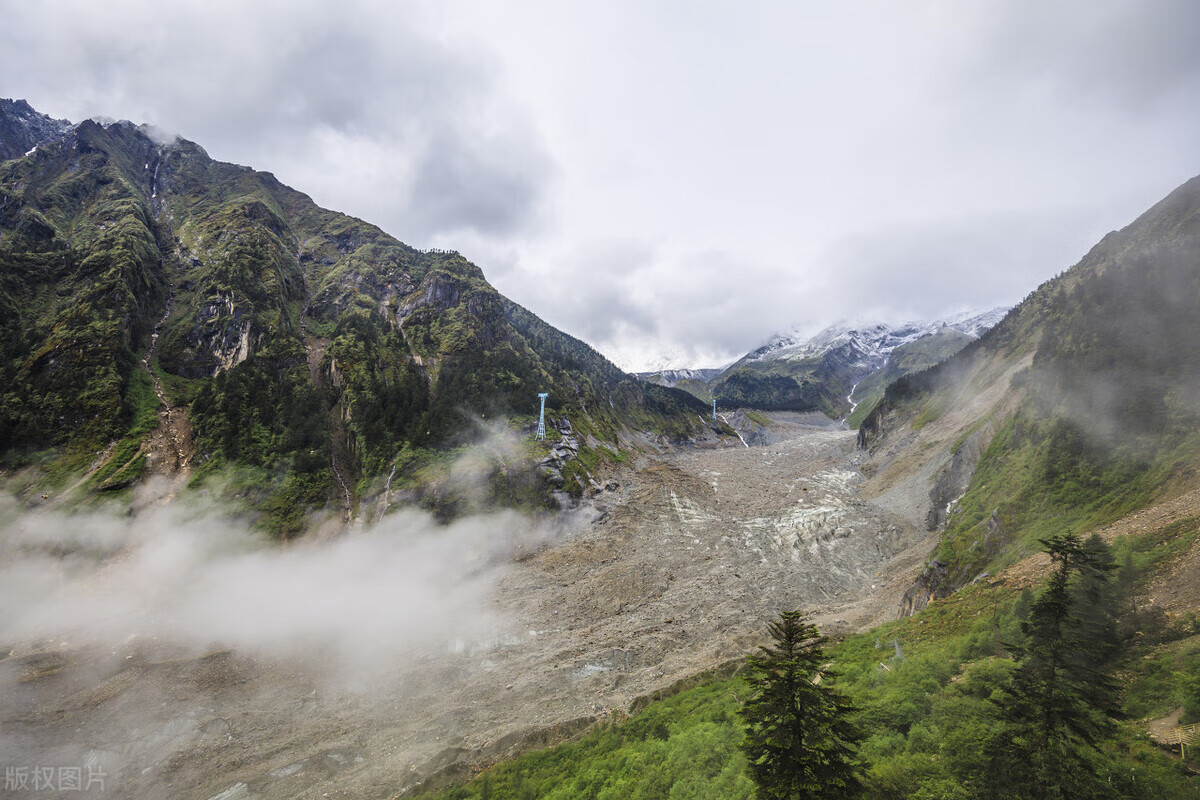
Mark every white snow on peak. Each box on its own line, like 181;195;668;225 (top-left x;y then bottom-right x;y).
940;306;1010;338
745;307;1010;370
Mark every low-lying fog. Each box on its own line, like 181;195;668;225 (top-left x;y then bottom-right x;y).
0;487;572;686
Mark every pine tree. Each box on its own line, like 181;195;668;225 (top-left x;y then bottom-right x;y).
1068;534;1120;706
985;533;1118;800
739;611;863;800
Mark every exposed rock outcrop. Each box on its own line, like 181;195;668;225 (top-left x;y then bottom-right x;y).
898;559;952;617
925;422;994;531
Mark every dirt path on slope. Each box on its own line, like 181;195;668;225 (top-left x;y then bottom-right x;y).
1148;707;1186;743
1;420;938;800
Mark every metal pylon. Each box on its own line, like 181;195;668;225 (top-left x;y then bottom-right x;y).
536;392;549;440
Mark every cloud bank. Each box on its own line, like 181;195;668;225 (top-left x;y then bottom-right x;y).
0;494;566;683
3;0;1198;370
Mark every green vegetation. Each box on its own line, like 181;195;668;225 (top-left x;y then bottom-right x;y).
0;122;167;456
929;413;1159;584
187;337;332;536
739;612;862;799
84;363;162;491
0;109;713;525
983;534;1119;799
432;678;756;800
426;533;1199;800
715;370;842;415
858;176;1200;592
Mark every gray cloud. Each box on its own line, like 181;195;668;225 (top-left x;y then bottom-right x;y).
2;1;1198;371
496;243;817;371
811;208;1119;323
497;201;1137;371
969;0;1200;111
0;0;551;244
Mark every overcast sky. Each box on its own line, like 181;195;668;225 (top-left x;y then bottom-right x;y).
3;1;1198;370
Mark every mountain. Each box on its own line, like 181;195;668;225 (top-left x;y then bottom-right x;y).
0;100;717;531
709;309;1007;418
858;173;1200;608
842;326;976;428
634;367;724;401
0;98;71;161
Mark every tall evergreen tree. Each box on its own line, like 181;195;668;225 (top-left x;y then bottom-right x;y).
985;533;1118;800
1068;534;1120;704
739;611;863;800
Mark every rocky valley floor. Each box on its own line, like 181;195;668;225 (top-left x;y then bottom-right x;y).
0;418;938;799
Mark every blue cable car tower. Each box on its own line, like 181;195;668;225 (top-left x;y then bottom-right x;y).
536;392;549;440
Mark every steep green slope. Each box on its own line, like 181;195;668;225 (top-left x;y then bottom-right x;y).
0;106;713;527
713;354;851;416
0;120;170;450
859;174;1200;594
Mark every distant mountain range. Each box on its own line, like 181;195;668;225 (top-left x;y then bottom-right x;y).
633;367;726;402
742;308;1008;369
636;308;1009;420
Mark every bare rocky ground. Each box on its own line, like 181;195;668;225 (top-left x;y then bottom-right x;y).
0;416;939;800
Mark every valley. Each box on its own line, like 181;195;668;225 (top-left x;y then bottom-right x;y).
2;95;1199;799
0;414;937;800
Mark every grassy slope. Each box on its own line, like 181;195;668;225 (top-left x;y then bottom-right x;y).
426;518;1200;799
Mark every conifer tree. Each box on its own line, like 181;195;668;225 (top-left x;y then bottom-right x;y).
985;533;1118;800
739;611;863;800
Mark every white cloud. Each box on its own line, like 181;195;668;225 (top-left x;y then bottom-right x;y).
3;0;1197;370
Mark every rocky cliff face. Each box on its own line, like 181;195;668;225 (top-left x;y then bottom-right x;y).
0;98;71;161
924;422;995;532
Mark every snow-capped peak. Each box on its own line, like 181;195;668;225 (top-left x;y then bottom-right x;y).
941;307;1009;338
744;307;1009;371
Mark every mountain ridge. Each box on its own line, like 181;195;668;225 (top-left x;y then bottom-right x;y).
0;98;72;160
741;307;1009;370
857;171;1200;606
641;308;1008;415
0;100;721;530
